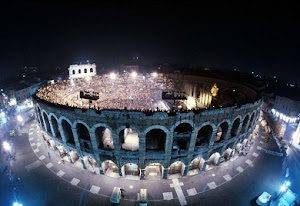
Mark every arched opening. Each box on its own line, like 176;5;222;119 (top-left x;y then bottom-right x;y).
173;123;192;151
215;122;228;142
51;116;61;139
145;163;163;180
188;157;205;176
102;160;119;178
122;163;140;179
226;142;235;157
83;156;100;174
235;142;243;155
90;68;93;73
230;118;240;138
56;144;67;158
196;125;213;146
95;127;114;150
248;113;255;129
119;127;139;151
77;123;91;151
61;119;75;145
222;148;233;160
43;113;51;134
72;70;75;74
241;115;249;133
207;152;220;168
69;150;79;163
146;129;166;151
78;69;81;74
168;161;185;177
84;68;87;73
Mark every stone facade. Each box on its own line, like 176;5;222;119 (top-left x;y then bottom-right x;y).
33;96;261;179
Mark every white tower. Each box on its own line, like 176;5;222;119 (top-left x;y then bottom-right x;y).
68;62;97;79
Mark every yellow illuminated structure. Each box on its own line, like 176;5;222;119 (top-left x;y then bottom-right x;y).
211;84;219;97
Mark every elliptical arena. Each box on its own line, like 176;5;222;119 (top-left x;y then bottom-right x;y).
33;66;261;180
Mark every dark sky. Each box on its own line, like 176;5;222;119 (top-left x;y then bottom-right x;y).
0;1;300;83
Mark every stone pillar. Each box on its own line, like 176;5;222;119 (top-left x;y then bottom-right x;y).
64;147;73;162
48;117;55;138
183;164;189;176
208;128;218;149
224;124;233;140
162;168;169;179
140;168;145;180
58;122;67;143
201;161;207;171
80;156;87;169
71;126;81;150
89;132;99;152
40;113;48;134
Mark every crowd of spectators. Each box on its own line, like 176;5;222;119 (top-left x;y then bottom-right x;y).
36;73;175;111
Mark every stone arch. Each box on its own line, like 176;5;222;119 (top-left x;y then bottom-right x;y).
60;117;75;145
42;111;51;134
101;160;119;178
173;122;193;151
84;68;87;73
76;122;92;151
170;119;194;133
118;125;140;151
145;163;164;180
189;156;205;171
94;126;114;150
49;113;61;139
230;116;241;138
195;122;215;147
90;68;93;73
241;114;250;133
168;161;185;176
207;152;221;166
145;129;166;151
83;156;99;173
214;120;230;142
122;162;140;177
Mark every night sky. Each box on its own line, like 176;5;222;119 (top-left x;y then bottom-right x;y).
0;1;299;83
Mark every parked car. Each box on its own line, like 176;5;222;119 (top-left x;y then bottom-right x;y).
256;191;271;206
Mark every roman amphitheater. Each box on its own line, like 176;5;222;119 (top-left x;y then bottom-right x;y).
33;64;261;180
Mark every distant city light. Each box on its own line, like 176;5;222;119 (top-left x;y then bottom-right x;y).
110;72;116;80
8;98;17;106
0;111;5;118
3;141;11;152
271;108;299;124
131;71;137;78
17;115;23;122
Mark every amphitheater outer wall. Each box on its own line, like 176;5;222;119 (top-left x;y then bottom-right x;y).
33;96;261;179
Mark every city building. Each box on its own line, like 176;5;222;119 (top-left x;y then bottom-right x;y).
68;62;97;79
